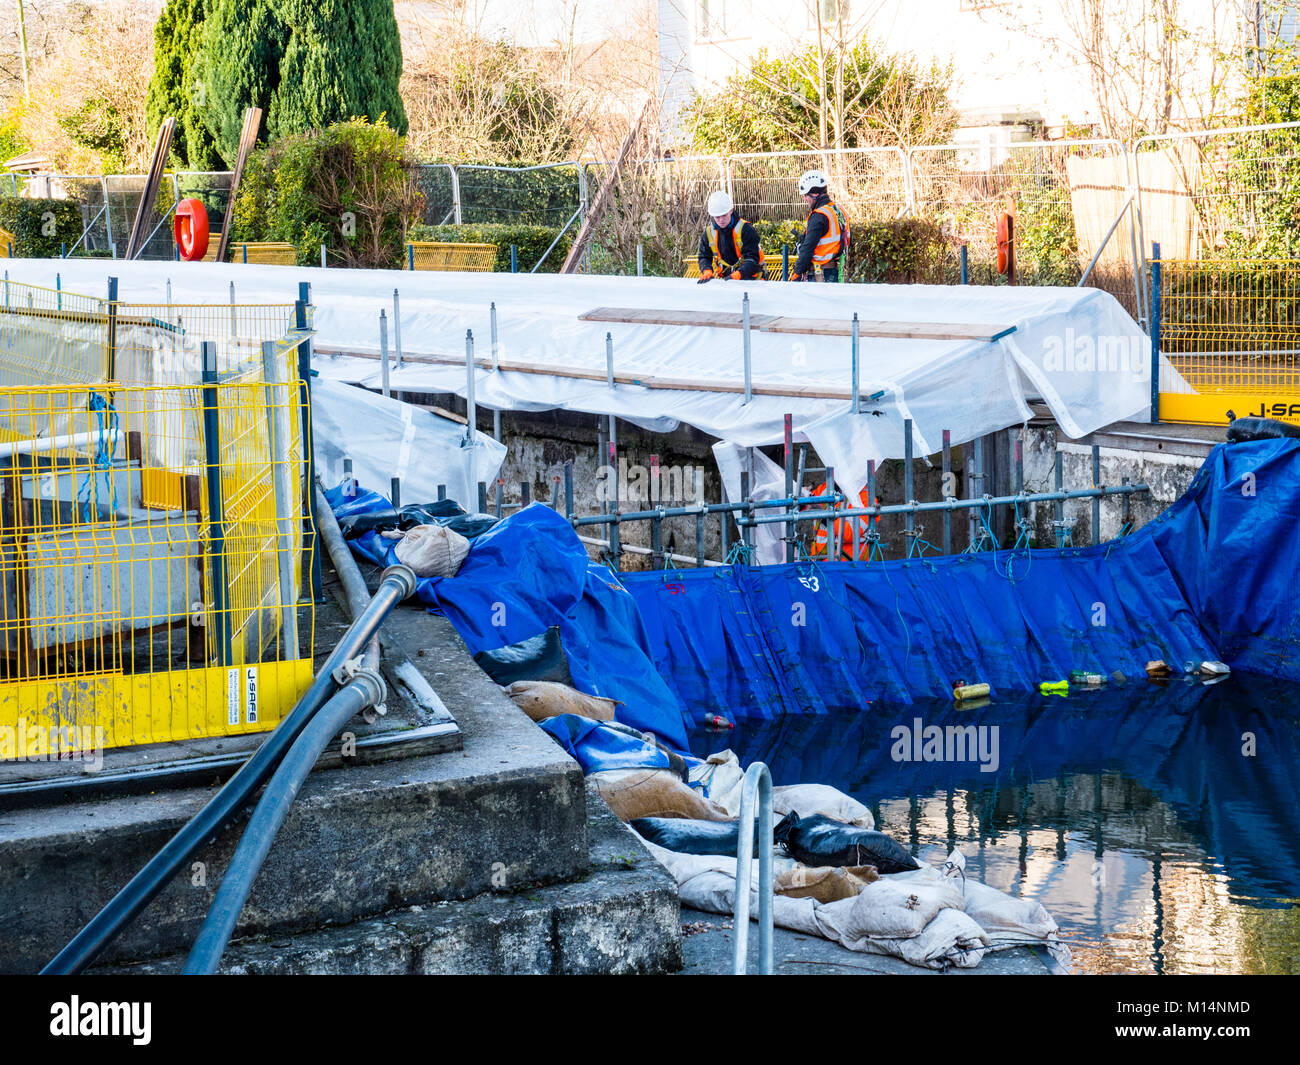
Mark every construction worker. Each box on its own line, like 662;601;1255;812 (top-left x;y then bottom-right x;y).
790;169;849;282
697;190;766;282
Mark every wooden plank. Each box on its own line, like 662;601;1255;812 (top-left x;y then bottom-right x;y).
126;118;175;260
579;306;1016;343
764;317;1017;342
314;344;882;402
578;307;782;330
215;107;263;265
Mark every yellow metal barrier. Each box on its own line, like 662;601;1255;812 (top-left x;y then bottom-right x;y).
682;257;793;281
0;282;316;757
230;241;298;265
1157;258;1300;425
407;241;498;272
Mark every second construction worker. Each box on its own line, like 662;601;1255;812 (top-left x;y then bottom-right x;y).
697;190;765;282
790;169;849;282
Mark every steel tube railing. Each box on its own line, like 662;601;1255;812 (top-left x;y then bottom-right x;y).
732;762;774;976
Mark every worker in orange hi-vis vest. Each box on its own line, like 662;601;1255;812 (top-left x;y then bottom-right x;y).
789;169;850;283
696;190;766;282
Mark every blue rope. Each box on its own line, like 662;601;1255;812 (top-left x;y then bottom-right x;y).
78;392;118;521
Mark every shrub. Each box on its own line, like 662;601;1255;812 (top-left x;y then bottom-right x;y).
847;216;954;284
231;118;422;269
407;222;571;272
0;199;87;258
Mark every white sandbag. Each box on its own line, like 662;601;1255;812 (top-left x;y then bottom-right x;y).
960;879;1061;946
688;750;746;812
773;784;874;830
839;906;990;970
394;522;470;578
814;877;966;941
690;751;874;828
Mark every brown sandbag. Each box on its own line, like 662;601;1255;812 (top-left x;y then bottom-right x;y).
775;864;880;904
504;680;620;723
590;768;732;823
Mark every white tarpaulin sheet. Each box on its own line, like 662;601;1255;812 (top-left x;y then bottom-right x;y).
312;378;506;508
12;259;1173;495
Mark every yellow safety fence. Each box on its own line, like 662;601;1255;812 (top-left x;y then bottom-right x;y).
407;241;498;271
1157;258;1300;426
0;285;316;758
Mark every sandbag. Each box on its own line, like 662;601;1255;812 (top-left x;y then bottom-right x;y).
504;680;619;723
473;626;573;686
632;817;756;857
774;812;920;874
1227;416;1300;443
773;784;874;829
394;522;470;578
591;768;731;823
440;513;498;539
690;751;873;828
775;864;879;904
398;500;466;526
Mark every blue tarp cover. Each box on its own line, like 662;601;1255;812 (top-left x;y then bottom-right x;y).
332;439;1300;757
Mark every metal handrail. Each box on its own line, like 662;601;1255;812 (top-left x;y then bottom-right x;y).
732;761;774;975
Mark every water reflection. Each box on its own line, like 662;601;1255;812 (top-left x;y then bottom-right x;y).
687;673;1300;974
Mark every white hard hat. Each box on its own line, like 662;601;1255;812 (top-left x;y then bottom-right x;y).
707;189;734;216
798;169;828;196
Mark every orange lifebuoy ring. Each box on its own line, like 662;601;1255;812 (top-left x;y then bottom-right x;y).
996;211;1012;275
174;198;210;261
806;482;878;560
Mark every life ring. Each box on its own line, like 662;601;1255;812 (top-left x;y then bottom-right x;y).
996;211;1012;275
806;482;878;560
174;198;210;261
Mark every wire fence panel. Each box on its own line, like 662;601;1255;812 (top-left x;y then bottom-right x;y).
456;163;581;228
104;174;180;261
1134;122;1300;266
728;147;909;225
412;163;457;226
582;156;726;276
0;284;314;755
1156;256;1300;425
907;139;1137;303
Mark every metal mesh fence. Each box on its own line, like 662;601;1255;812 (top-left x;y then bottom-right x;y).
1134;122;1300;264
728;147;908;224
0;280;314;754
456;163;581;228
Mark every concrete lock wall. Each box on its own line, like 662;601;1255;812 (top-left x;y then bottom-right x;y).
399;393;1207;565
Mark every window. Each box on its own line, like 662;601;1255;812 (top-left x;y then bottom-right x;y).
697;0;733;41
808;0;850;27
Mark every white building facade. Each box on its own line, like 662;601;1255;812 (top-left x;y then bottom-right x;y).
657;0;1299;147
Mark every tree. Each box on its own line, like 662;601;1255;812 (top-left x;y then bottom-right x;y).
188;0;285;164
145;0;406;169
145;0;220;170
685;37;956;155
269;0;407;142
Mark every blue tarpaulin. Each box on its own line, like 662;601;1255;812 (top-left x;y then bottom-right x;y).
330;439;1300;756
623;439;1300;729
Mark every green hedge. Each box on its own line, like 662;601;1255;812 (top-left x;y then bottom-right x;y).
232;118;421;269
0;199;86;258
408;222;571;272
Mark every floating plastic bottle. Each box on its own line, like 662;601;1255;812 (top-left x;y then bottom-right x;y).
1069;670;1105;686
953;682;990;702
1039;679;1069;696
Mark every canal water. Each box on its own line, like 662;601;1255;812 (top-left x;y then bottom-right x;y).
686;672;1300;975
